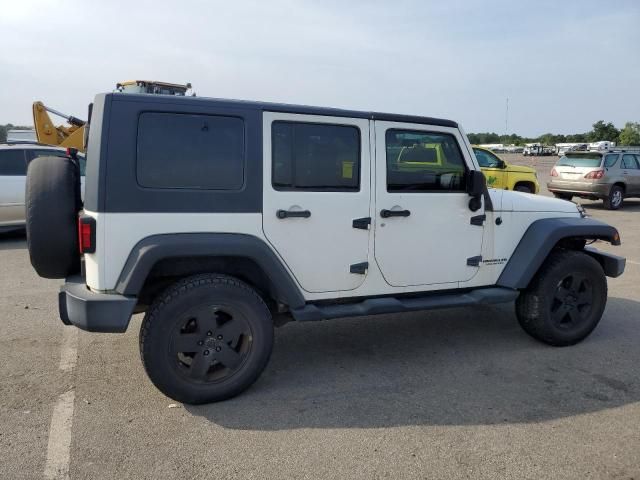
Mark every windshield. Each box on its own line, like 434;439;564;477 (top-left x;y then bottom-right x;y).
557;154;602;168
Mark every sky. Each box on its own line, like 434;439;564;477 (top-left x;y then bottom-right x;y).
1;0;639;136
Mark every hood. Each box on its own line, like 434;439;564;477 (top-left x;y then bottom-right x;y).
504;163;535;174
499;190;580;213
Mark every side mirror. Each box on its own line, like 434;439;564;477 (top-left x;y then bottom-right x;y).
497;160;506;169
466;170;486;197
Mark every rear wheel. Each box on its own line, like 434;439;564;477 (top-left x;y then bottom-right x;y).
516;250;607;346
604;185;623;210
140;274;274;404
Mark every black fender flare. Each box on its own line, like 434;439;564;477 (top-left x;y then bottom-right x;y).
115;233;305;308
497;217;622;289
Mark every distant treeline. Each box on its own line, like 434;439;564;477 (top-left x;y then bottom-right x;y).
3;120;640;147
469;121;640;146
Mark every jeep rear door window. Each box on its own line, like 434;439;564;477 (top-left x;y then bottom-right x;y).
136;113;244;190
0;150;27;175
386;130;466;191
272;122;360;191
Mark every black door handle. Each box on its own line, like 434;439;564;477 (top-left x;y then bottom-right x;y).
380;209;411;218
276;209;311;219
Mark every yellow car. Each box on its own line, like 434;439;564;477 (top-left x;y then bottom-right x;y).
472;146;540;194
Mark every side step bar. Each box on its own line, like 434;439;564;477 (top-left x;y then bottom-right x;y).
291;287;519;322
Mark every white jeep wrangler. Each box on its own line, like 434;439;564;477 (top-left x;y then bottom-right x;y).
25;93;626;404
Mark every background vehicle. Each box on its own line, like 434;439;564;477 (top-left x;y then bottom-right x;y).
0;143;85;232
472;146;539;193
24;92;624;404
556;143;588;156
523;143;555;156
589;141;616;152
548;150;640;209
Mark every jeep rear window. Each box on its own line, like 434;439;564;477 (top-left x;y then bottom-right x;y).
136;113;244;190
557;154;602;168
272;121;360;191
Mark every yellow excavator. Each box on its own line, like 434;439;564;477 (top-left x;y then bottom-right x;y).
32;80;193;152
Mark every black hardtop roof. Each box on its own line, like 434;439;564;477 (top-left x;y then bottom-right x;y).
104;92;458;128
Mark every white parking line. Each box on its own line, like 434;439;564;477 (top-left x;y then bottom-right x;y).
627;259;640;266
44;327;79;479
44;390;75;480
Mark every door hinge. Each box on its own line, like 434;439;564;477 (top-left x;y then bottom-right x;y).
350;262;369;274
352;217;371;230
467;256;482;267
470;214;486;226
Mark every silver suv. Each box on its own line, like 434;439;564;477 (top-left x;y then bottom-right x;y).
0;143;85;232
548;151;640;210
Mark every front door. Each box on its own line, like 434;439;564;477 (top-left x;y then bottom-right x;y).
262;112;371;293
374;122;484;287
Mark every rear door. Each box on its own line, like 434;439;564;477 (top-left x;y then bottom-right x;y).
622;154;640;194
262;113;371;293
0;149;28;226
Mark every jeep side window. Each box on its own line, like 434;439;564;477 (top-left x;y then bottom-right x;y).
0;150;27;176
604;154;619;168
136;113;244;190
272;122;360;191
386;130;466;192
622;154;639;169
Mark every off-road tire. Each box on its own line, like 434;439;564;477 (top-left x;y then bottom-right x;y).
140;274;273;404
515;250;607;346
25;156;81;278
603;185;624;210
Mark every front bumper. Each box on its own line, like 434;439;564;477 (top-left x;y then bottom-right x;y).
547;180;611;198
584;247;626;278
58;275;137;332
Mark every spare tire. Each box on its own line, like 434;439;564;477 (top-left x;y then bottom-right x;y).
26;156;82;279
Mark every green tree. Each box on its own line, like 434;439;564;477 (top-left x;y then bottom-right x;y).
589;120;619;142
618;122;640;145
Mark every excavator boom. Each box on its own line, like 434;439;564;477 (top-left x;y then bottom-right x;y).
32;101;86;152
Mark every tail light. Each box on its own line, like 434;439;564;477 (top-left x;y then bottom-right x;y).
584;170;604;179
551;168;559;177
78;215;96;254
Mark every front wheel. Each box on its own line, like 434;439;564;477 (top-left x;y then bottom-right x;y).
140;274;274;404
515;250;607;346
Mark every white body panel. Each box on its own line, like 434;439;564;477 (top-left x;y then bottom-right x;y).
85;116;582;303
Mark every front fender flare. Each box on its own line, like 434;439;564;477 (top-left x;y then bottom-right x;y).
497;217;622;289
